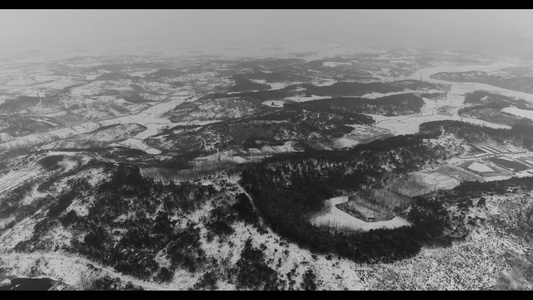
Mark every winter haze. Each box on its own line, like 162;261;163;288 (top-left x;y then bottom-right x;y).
0;9;533;57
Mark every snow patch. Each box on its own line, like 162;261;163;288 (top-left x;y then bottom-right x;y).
310;196;410;231
284;94;330;102
502;106;533;121
468;162;494;173
262;100;285;107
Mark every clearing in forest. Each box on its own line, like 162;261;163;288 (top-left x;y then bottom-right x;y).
310;196;410;232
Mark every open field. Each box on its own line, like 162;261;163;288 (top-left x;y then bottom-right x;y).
413;165;484;192
514;156;533;167
436;105;454;116
310;196;410;232
385;174;438;197
502;106;533;120
415;170;461;191
458;160;513;178
486;156;530;172
333;124;392;148
336;193;398;222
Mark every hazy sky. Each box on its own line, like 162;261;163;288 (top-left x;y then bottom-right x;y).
1;9;533;56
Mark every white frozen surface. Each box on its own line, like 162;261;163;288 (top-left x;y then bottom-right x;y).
262;100;285;107
360;91;413;99
284;94;330;102
310;196;410;231
502;106;533;121
468;162;495;173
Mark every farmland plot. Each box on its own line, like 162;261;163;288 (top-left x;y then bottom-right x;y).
458;160;512;178
515;156;533;168
385;174;437;197
415;171;461;191
414;165;483;191
310;196;410;232
336;196;395;222
486;156;530;172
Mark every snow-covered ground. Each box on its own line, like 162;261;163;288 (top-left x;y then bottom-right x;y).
0;251;171;290
415;171;461;191
333;136;360;149
333;124;392;149
284;94;330;102
310;196;410;231
116;138;161;155
367;59;533;135
194;141;297;163
369;112;454;135
267;141;298;153
502;106;533;121
322;61;352;68
360;91;413;99
0;168;42;196
312;78;337;87
0;94;192;153
410;59;533;103
0;132;14;143
468;162;495;173
0;122;101;150
262;100;285;108
269;82;291;90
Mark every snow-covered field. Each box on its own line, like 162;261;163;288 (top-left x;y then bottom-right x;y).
0;132;14;143
411;60;533;103
284;94;330;102
0;95;191;153
369;112;455;135
312;78;337;87
468;162;495;173
248;78;291;90
310;196;410;231
360;91;413;99
0;122;101;150
117;138;161;154
0;168;42;196
262;100;285;107
367;59;533;135
502;106;533;121
416;171;461;191
269;82;291;90
322;61;352;68
333;136;360;149
271;141;297;153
